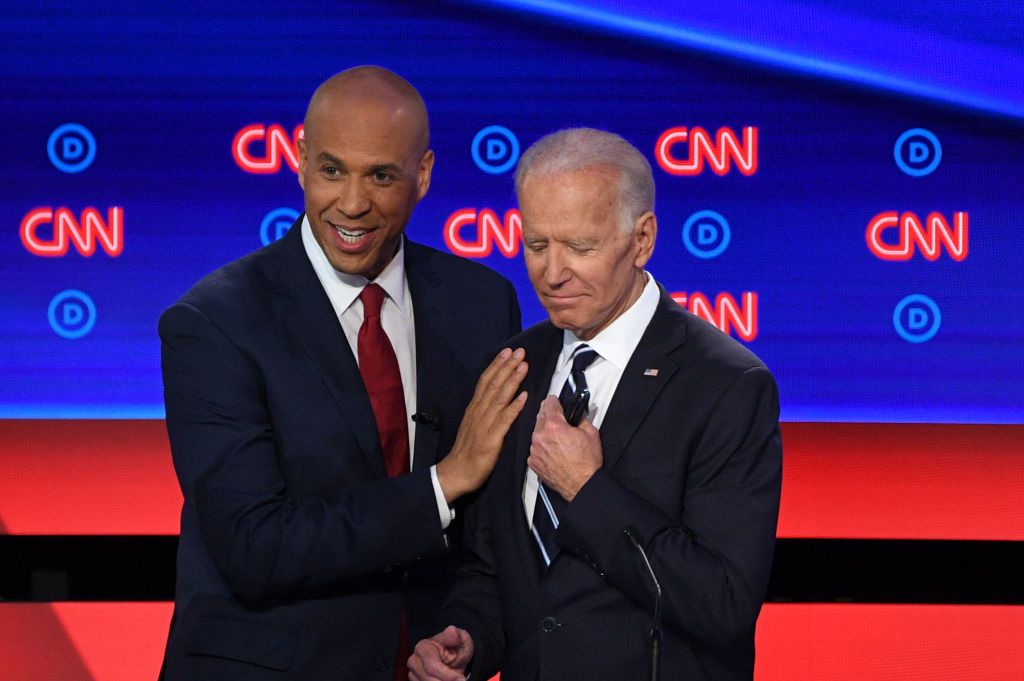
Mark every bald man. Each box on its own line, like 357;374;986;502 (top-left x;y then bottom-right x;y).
158;66;525;681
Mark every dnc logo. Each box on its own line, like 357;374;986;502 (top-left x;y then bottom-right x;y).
48;290;97;339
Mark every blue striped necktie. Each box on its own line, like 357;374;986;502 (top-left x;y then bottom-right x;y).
532;345;599;568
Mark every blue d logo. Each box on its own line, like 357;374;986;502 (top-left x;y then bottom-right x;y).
48;123;97;174
894;129;941;177
471;126;519;175
260;207;300;246
682;210;731;259
893;294;941;343
48;289;97;339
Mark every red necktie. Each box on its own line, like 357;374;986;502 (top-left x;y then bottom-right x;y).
358;283;410;478
357;283;411;681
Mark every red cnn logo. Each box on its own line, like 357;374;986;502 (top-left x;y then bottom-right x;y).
21;207;124;257
866;211;968;261
444;208;522;258
671;291;758;341
232;124;304;174
655;126;758;176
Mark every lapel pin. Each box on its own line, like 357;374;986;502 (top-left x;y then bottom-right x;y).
643;368;659;377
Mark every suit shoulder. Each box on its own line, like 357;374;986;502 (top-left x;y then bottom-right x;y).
502;319;559;351
678;307;772;377
407;241;515;293
160;242;282;331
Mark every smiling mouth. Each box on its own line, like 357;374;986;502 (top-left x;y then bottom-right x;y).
330;223;375;244
544;293;584;304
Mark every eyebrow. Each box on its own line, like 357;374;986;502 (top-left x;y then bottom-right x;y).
367;163;405;177
315;153;404;177
316;152;344;166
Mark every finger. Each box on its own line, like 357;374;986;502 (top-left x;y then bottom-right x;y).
483;350;527;406
539;395;563;419
469;348;513;404
527;449;546;476
420;655;467;681
451;629;475;669
407;643;440;681
495;390;528;430
410;649;464;681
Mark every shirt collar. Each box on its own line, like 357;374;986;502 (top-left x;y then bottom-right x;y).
300;214;410;318
558;272;660;372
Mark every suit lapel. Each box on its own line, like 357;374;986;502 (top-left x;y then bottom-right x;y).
513;324;563;492
270;218;385;477
404;241;452;471
598;290;688;470
508;324;562;588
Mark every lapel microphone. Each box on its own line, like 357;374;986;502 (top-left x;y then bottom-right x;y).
411;408;441;431
624;527;662;681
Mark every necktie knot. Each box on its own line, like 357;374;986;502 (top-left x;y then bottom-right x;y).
568;346;599;393
571;346;598;375
360;283;386;320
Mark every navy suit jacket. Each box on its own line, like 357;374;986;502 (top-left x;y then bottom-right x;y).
158;218;520;680
444;288;782;681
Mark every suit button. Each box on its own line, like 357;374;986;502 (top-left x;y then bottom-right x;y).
541;616;558;632
373;655;387;671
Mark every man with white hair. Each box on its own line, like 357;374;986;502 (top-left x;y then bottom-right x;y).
409;128;782;681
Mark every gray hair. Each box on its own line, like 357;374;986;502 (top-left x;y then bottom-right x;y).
514;128;655;232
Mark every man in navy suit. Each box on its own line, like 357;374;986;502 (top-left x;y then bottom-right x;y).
410;128;782;681
159;66;527;681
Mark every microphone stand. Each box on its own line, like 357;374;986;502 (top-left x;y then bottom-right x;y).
625;528;661;681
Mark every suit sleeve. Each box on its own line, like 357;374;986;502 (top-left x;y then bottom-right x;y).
557;366;782;648
436;275;520;678
507;279;522;337
160;301;447;602
440;475;506;680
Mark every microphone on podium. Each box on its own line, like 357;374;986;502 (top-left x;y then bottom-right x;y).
624;527;662;681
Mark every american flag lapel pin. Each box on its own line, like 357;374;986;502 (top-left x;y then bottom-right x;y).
643;368;659;377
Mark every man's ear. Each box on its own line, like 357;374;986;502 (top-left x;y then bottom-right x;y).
417;149;435;200
296;138;308;191
632;211;657;268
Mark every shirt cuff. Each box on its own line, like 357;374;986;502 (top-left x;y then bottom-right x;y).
429;464;456;530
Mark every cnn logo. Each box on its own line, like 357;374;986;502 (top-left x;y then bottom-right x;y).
233;124;303;174
444;208;522;258
866;211;968;261
655;126;758;176
21;207;123;257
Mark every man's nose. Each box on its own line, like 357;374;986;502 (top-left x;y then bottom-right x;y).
334;179;371;219
543;248;571;287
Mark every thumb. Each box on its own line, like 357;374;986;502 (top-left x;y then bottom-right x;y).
437;624;464;648
579;417;598;436
540;395;565;421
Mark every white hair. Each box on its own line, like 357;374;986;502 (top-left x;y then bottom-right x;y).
514;127;655;231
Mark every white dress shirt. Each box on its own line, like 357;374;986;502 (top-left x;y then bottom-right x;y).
523;272;660;524
301;216;454;529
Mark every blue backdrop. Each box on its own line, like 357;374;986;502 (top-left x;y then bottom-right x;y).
2;0;1022;423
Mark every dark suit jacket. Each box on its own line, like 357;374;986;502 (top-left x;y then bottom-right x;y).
158;218;520;680
444;288;782;681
